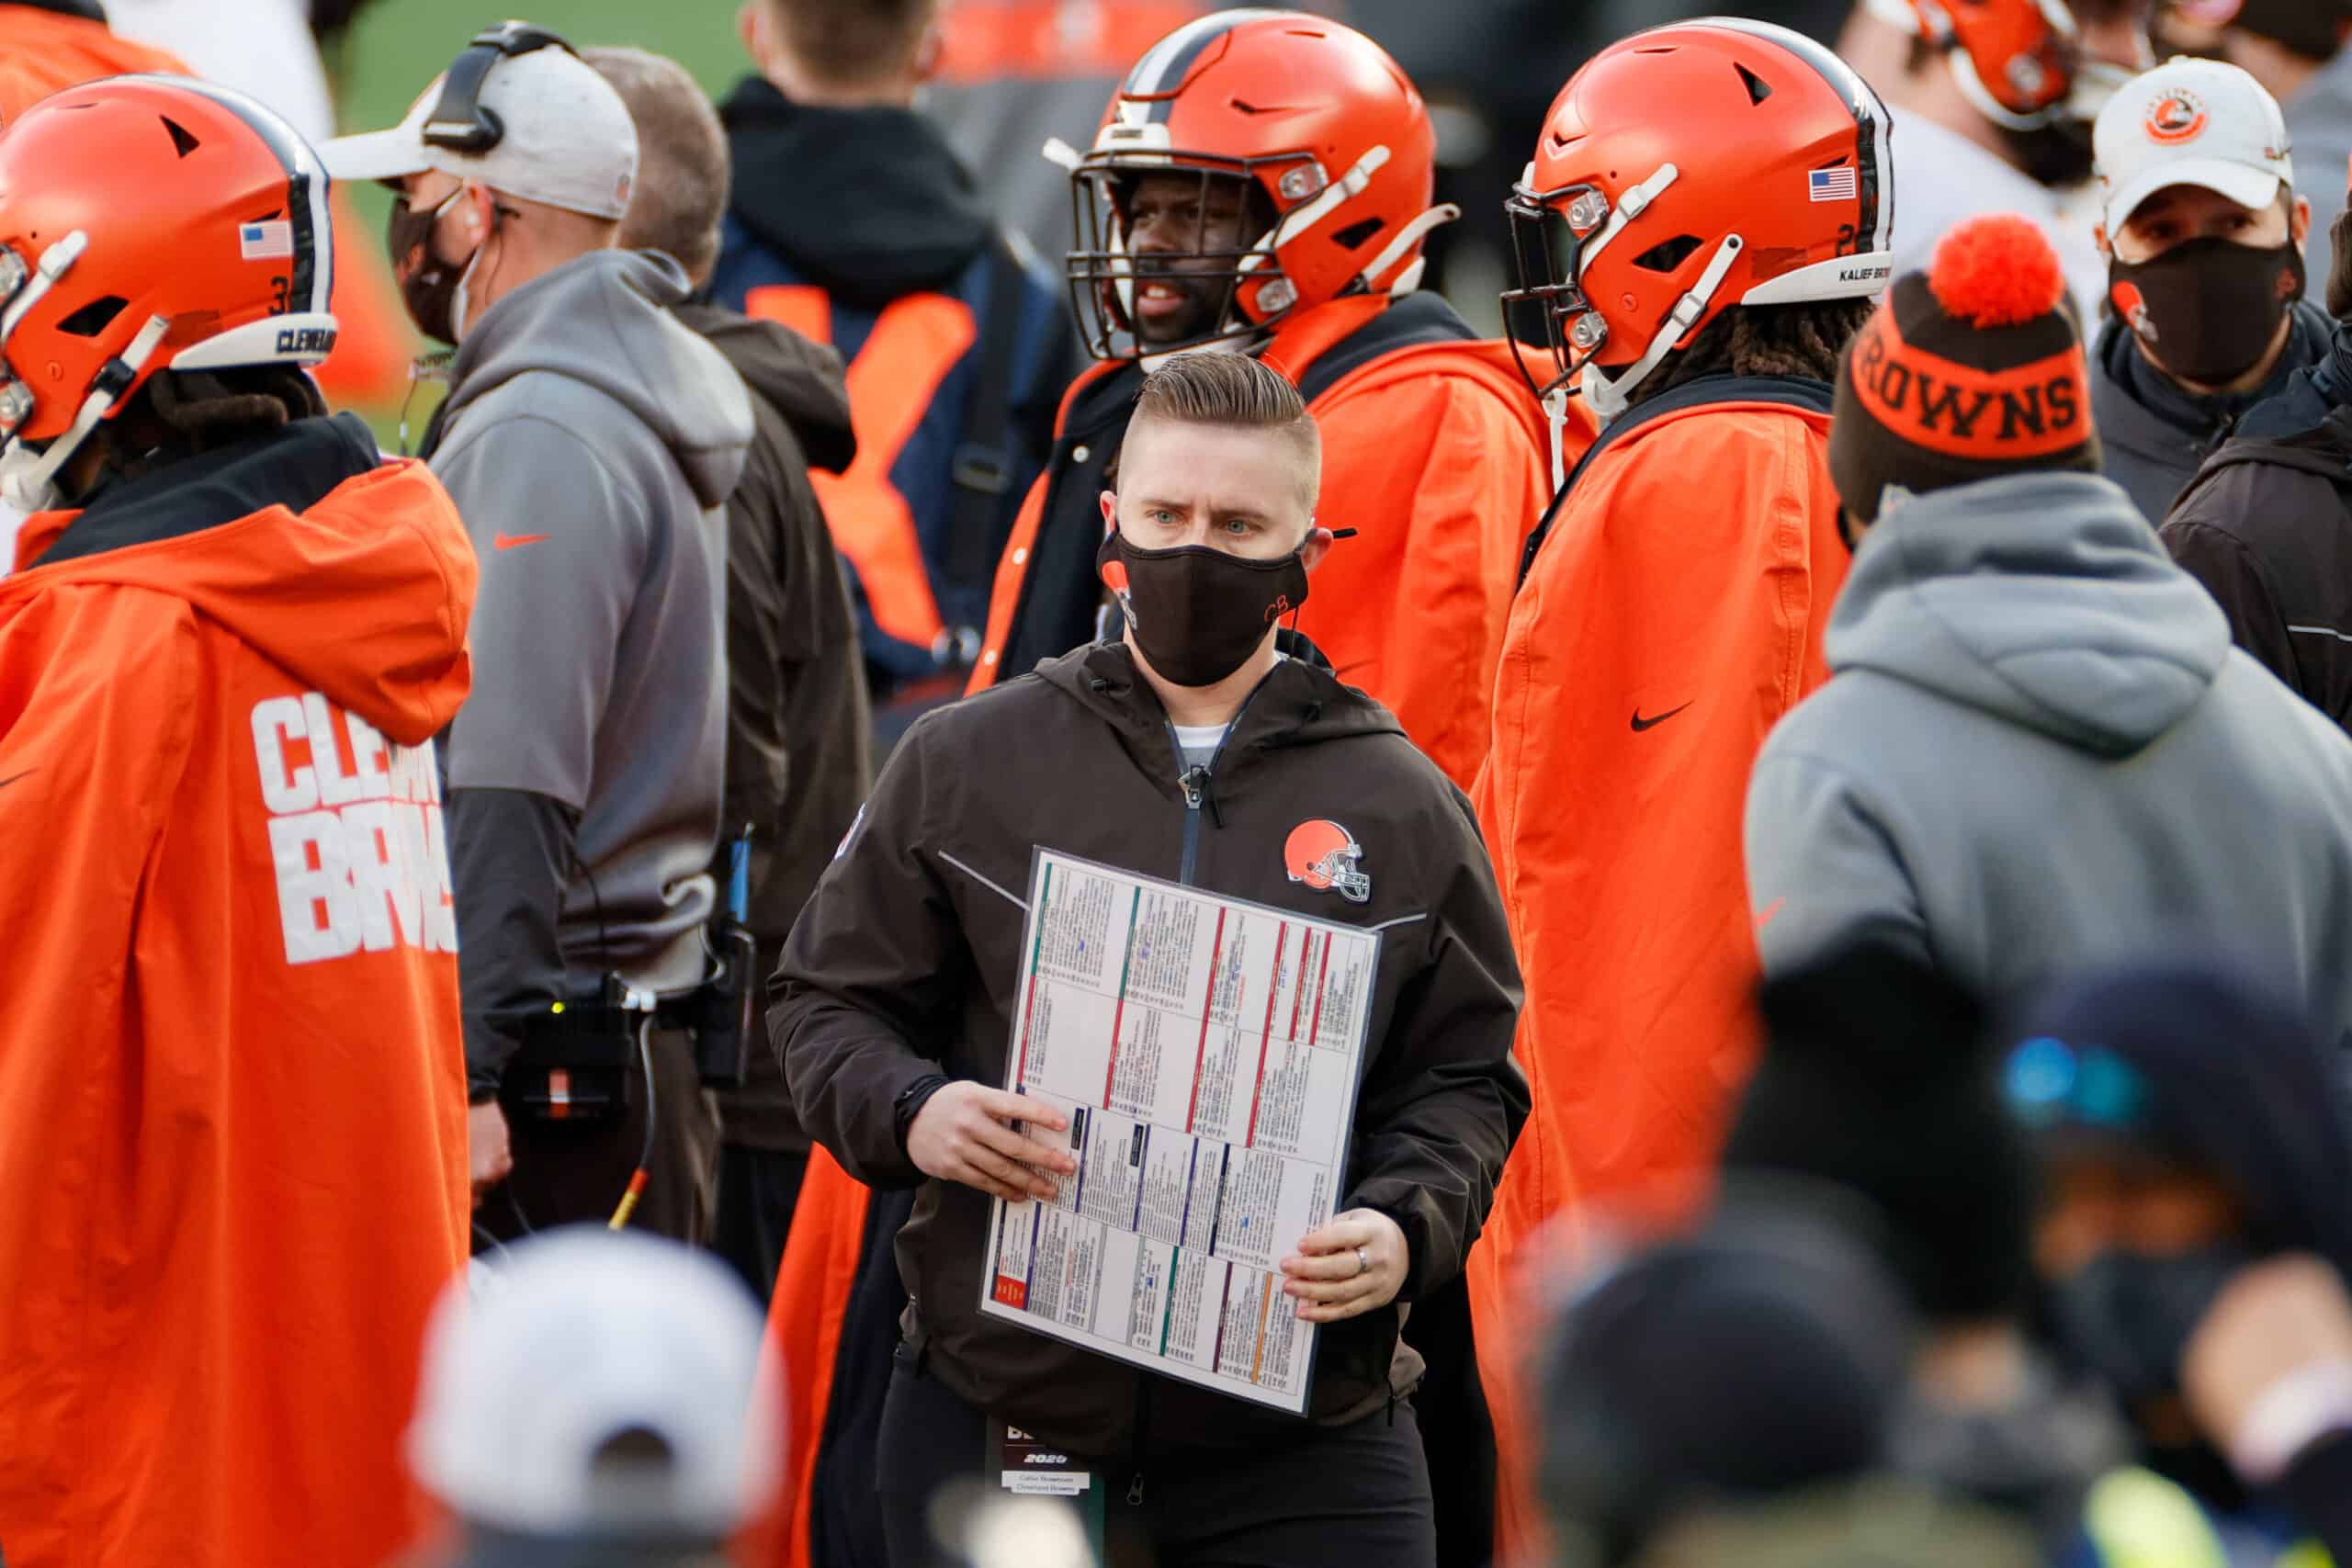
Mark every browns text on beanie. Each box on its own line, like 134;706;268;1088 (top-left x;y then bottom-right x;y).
1830;213;2099;525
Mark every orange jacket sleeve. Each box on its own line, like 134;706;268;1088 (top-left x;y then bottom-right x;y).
1478;406;1846;1215
1295;365;1552;790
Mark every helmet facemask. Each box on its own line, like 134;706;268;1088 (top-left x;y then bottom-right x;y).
0;231;173;513
1068;158;1299;360
1501;181;1613;401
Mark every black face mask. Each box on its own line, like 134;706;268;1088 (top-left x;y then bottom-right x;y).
2109;236;2306;385
1096;529;1308;688
2051;1244;2258;1415
2001;119;2098;188
386;189;473;345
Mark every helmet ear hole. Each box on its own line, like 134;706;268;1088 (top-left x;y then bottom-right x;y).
1632;235;1703;274
56;297;128;337
1332;217;1383;250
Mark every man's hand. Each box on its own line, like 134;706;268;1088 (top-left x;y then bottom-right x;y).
469;1100;514;1208
1281;1208;1408;1323
907;1082;1077;1202
2184;1254;2352;1468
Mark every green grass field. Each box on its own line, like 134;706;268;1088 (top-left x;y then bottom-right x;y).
334;2;751;138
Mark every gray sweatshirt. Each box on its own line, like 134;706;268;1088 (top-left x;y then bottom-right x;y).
431;249;752;1086
1746;471;2352;1039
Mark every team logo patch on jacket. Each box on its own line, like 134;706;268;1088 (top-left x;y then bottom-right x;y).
1284;818;1371;903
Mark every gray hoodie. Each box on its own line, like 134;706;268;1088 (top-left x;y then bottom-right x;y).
1746;471;2352;1037
432;248;752;1080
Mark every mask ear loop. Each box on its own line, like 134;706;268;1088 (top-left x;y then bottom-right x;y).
1282;525;1353;641
448;191;508;344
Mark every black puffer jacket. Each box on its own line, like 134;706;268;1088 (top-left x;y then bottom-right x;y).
2162;321;2352;735
774;637;1527;1457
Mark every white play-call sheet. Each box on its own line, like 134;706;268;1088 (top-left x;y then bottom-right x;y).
978;848;1381;1416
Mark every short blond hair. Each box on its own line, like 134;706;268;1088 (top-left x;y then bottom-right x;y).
1128;353;1322;509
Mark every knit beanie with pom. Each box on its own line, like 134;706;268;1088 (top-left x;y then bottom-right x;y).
1829;212;2100;525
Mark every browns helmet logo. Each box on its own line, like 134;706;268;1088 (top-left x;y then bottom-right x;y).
2145;90;2209;145
1284;819;1371;903
2111;279;2155;341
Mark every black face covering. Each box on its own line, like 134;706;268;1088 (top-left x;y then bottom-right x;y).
2109;236;2307;385
2051;1244;2258;1414
2002;119;2098;188
386;189;472;346
1097;529;1308;689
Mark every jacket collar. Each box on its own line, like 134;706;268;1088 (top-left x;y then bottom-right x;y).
2093;303;2332;454
718;77;992;306
27;413;379;569
1518;373;1835;588
1034;636;1402;798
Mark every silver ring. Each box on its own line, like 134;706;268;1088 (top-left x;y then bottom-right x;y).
1355;1246;1370;1278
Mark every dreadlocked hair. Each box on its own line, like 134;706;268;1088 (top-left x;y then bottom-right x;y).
85;367;328;490
1627;299;1878;407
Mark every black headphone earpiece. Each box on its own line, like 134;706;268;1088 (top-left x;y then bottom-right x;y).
419;21;576;156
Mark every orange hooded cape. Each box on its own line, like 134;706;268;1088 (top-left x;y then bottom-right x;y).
1467;386;1850;1558
0;439;476;1568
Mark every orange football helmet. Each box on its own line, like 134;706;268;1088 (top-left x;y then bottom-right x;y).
1865;0;2132;129
1502;19;1895;423
1066;7;1448;359
0;75;337;507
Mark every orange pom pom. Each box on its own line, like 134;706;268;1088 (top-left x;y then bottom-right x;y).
1927;213;2065;328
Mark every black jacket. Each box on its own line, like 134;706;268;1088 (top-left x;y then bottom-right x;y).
2162;322;2352;734
2090;302;2333;525
773;637;1527;1456
675;301;869;1151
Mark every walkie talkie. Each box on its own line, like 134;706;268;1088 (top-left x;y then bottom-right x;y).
693;826;758;1089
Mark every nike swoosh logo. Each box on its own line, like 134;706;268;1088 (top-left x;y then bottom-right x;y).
1630;702;1693;732
493;532;549;552
0;769;34;789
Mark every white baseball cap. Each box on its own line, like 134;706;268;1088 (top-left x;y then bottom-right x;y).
2095;57;2294;235
408;1228;782;1538
322;25;639;220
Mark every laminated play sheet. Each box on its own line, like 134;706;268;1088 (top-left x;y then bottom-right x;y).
978;849;1380;1414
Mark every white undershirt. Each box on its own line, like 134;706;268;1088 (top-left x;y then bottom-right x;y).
1172;723;1229;768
